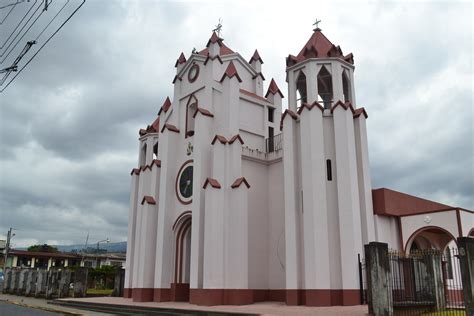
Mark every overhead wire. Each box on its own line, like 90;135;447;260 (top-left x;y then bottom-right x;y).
35;0;69;41
0;2;16;25
0;0;38;49
0;0;25;10
0;0;45;60
0;0;86;93
0;40;35;85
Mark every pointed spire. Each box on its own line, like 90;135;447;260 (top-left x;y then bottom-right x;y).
158;97;172;115
219;61;242;83
174;52;186;67
206;31;222;47
249;49;263;64
265;78;284;98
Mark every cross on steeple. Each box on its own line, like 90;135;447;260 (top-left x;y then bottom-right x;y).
212;18;223;37
313;19;322;31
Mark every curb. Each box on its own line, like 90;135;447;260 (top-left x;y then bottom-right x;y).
1;298;85;316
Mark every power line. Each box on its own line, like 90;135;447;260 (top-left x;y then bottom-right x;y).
0;0;49;63
0;0;25;10
0;0;86;93
0;1;16;25
0;0;44;57
0;0;38;49
35;0;69;41
0;40;35;85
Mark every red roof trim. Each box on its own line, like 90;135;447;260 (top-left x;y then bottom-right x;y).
141;195;156;205
330;100;355;114
203;177;221;189
229;134;244;145
265;78;284;98
211;134;228;145
130;168;140;175
353;107;368;119
172;75;182;84
204;55;223;65
280;109;298;130
160;123;180;133
252;72;265;80
151;159;161;168
206;32;222;47
249;49;263;64
220;61;242;83
297;101;324;115
158;97;172;115
239;89;269;103
231;177;250;189
175;52;187;67
193;107;214;118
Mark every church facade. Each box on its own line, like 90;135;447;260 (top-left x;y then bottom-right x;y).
124;28;473;306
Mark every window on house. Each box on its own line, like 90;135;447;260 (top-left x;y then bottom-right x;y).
317;66;333;109
342;70;351;103
153;142;158;160
326;159;332;181
296;71;307;108
268;107;275;122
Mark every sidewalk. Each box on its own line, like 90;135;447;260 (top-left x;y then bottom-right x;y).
0;294;113;316
55;296;370;316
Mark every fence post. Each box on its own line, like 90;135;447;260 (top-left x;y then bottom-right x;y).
73;267;88;298
457;237;473;315
423;251;446;311
2;268;11;293
365;242;392;316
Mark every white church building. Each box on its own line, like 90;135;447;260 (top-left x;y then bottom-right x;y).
124;27;473;306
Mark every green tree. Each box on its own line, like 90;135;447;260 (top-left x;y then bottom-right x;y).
27;244;59;253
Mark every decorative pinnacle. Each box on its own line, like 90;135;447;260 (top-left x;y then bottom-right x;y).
212;18;223;37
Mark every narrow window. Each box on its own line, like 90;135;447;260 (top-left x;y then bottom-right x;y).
140;143;147;167
268;126;274;152
296;71;307;108
268;107;275;123
153;142;158;160
326;159;332;181
342;70;351;103
186;95;197;137
317;66;333;109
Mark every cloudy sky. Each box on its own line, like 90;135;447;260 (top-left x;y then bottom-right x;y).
0;0;472;247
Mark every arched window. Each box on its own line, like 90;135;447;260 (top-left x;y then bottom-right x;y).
317;66;333;109
342;70;351;103
140;143;147;167
186;95;198;137
296;71;307;108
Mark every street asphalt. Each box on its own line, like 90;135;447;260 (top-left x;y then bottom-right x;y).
0;301;59;316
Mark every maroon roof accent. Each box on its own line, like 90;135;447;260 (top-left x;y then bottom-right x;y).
158;97;172;115
220;61;242;83
175;52;187;67
204;54;223;65
151;159;161;168
330;100;355;114
280;109;298;130
139;128;147;136
141;195;156;205
231;177;250;189
252;72;265;80
297;101;324;115
172;75;182;84
9;249;81;259
193;107;214;118
203;177;221;189
239;89;269;103
286;29;353;67
211;135;228;145
372;188;456;217
265;78;284;98
249;49;263;64
353;107;368;119
229;134;244;145
130;168;140;175
140;165;151;172
160;123;180;133
199;32;235;57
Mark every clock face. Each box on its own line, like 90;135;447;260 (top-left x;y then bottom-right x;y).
176;161;193;204
188;64;199;83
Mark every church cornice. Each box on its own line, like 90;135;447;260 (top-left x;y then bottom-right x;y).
297;101;324;115
331;100;355;114
231;177;250;189
193;107;214;118
141;195;156;205
160;123;180;134
203;177;221;189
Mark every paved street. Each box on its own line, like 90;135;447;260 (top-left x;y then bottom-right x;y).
0;301;59;316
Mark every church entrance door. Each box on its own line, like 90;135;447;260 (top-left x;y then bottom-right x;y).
171;214;191;301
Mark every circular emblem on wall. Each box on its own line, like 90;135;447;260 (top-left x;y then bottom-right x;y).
424;215;432;224
176;160;193;204
188;64;199;83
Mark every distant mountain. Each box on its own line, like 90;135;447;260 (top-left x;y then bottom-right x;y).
17;241;127;253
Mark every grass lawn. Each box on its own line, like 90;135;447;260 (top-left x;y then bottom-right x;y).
422;311;466;316
86;288;113;296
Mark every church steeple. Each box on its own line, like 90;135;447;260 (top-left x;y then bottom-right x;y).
286;28;356;111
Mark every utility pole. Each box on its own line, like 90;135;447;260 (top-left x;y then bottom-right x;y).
3;227;14;271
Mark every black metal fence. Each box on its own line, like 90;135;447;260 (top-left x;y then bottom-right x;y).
387;248;464;315
265;133;282;153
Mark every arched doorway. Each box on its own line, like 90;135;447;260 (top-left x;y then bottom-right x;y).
406;226;457;253
171;212;192;301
